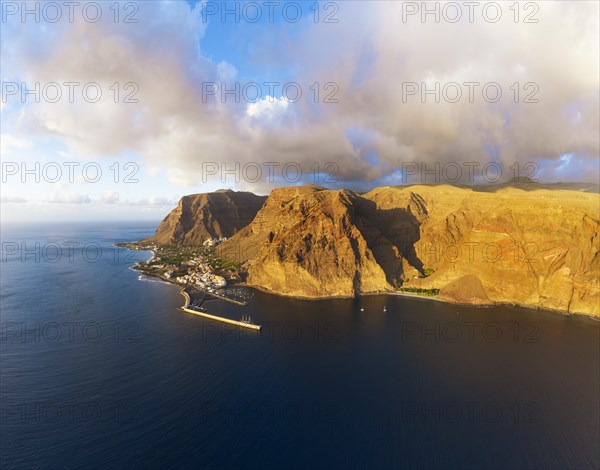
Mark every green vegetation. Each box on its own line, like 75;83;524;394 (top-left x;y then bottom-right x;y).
423;268;435;277
399;287;440;296
152;245;208;265
131;244;240;277
210;257;240;271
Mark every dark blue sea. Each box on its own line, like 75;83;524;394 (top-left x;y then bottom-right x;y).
1;223;599;469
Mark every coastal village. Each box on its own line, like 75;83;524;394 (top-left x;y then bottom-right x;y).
118;236;258;331
118;237;240;293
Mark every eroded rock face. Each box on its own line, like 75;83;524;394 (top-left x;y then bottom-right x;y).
144;190;267;245
216;186;433;297
439;274;490;305
150;185;600;316
242;188;395;297
404;186;600;316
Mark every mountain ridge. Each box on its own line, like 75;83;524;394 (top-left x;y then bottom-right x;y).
143;184;600;317
143;190;267;245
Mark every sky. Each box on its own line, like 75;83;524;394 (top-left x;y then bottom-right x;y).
1;0;599;222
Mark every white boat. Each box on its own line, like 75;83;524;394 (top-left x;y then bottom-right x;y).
360;307;365;312
383;306;387;312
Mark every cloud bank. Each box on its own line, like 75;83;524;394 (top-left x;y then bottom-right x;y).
2;0;598;190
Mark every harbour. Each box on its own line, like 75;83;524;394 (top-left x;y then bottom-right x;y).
179;287;261;330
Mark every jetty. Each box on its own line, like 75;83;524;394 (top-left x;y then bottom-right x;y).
203;289;248;306
179;289;261;331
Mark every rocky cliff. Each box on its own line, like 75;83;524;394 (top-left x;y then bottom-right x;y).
143;189;267;245
399;185;600;316
152;185;600;316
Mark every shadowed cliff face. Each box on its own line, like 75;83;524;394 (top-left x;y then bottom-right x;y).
358;188;429;278
150;185;600;316
144;190;267;245
236;187;417;297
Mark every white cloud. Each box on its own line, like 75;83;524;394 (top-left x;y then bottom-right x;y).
124;197;177;207
1;1;598;188
0;134;32;156
246;96;290;120
100;191;120;204
46;191;92;204
217;61;238;81
0;196;27;203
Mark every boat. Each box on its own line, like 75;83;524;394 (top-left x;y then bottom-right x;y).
360;307;365;312
383;306;387;312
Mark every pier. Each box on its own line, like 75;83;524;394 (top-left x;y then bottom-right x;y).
203;289;248;306
179;289;261;331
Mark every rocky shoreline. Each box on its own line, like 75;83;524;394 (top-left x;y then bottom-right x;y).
120;242;598;319
123;184;600;318
244;281;600;319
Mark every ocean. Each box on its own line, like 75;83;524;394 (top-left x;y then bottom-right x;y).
1;222;598;469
